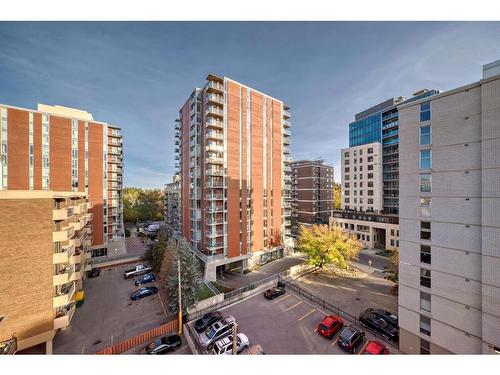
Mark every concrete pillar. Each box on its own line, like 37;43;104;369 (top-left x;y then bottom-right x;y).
241;259;249;274
45;340;53;355
204;262;217;282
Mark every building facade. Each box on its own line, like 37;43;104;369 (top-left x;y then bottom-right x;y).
164;175;181;236
0;191;92;354
397;64;500;354
330;90;440;251
174;74;292;280
291;159;334;236
0;103;124;257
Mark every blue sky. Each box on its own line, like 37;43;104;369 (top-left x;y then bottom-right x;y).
1;21;500;187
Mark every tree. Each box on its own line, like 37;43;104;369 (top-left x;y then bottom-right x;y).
383;249;399;284
142;234;169;273
123;187;165;223
333;182;342;210
297;224;362;269
166;242;203;314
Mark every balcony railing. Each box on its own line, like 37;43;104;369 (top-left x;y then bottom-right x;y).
206;230;224;238
207;80;224;92
206;181;225;188
53;244;75;264
206;217;224;226
283;110;291;118
283;129;291;136
53;207;73;221
205;93;224;106
206;144;224;153
206;105;224;117
53;283;76;308
206;118;224;129
283;119;291;127
54;304;76;330
53;266;74;286
206;157;224;164
53;226;75;243
207;205;224;213
207;194;224;200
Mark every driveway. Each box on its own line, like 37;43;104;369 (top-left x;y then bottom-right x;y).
53;263;169;354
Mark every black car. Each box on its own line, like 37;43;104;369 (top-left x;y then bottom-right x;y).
135;273;156;286
130;286;158;301
143;334;182;354
337;326;366;353
264;287;285;300
359;308;399;342
194;311;223;333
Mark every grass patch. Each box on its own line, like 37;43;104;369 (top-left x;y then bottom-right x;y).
212;282;235;294
196;283;216;301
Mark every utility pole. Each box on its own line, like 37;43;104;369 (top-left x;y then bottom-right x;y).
232;322;238;355
178;259;182;335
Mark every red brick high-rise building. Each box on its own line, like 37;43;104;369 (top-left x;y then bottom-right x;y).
174;75;292;280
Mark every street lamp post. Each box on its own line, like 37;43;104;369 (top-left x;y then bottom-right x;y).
178;259;182;335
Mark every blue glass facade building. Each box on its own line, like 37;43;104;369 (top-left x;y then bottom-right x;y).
349;113;382;147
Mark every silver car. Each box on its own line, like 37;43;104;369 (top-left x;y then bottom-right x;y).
198;316;236;350
212;333;249;355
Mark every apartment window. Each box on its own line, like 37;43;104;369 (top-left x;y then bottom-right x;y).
368;164;373;171
345;182;350;188
420;292;431;312
367;173;373;179
420;126;431;145
421;197;431;217
420;315;431;336
368;198;373;204
344;198;350;204
359;166;363;172
390;229;395;236
420;245;431;264
420;149;432;169
345;159;350;165
91;248;108;258
359;158;363;163
360;182;363;188
354;198;357;204
368;148;373;154
344;151;349;157
420;338;430;355
359;149;363;155
368;156;373;162
345;174;350;181
420;102;431;122
345;190;350;195
420;174;432;193
420;268;431;288
344;167;350;173
368;181;373;187
368;190;373;196
390;239;394;246
420;221;431;240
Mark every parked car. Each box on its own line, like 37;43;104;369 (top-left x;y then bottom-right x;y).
362;340;390;354
240;344;265;355
194;311;223;333
130;286;158;301
359;308;399;342
142;334;182;354
124;264;152;279
135;273;156;286
212;333;249;355
337;325;366;353
87;268;100;278
264;286;285;300
317;315;343;339
199;316;236;350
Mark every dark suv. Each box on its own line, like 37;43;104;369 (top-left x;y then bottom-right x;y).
337;326;366;353
359;308;399;342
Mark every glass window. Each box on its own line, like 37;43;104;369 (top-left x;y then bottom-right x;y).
420;315;431;336
421;197;431;217
368;148;373;154
420;102;431;122
420;292;431;312
420;338;430;355
420;268;431;288
420;126;431;145
420;174;431;193
420;245;431;264
420;150;432;169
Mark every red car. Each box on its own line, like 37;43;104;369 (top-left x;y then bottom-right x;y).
363;340;390;354
317;315;343;339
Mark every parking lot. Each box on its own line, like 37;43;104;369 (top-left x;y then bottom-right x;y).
210;290;400;354
53;263;171;354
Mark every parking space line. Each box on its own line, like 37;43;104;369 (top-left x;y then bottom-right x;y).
285;301;303;311
358;341;368;354
81;345;85;354
273;294;291;304
330;337;339;346
313;328;318;333
298;308;316;321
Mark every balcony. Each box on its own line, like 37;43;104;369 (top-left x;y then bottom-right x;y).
108;129;122;138
206;144;224;153
69;265;83;282
206;230;224;238
69;250;83;265
53;207;74;221
283;147;291;155
206;168;224;176
53;244;75;264
53;283;76;308
207;80;224;93
206;156;224;165
283;155;292;163
205;93;224;106
206;118;224;130
283;119;291;128
69;233;84;248
206;131;223;141
283;137;290;146
206;217;224;226
53;267;74;286
54;304;76;330
207;205;224;213
206;105;224;118
206;181;225;188
283;110;290;119
283;129;291;137
207;193;224;200
53;226;75;243
207;243;224;252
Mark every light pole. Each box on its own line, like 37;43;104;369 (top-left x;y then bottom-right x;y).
178;259;182;335
232;322;238;355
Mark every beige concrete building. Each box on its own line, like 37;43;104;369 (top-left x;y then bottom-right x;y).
331;141;399;250
397;61;500;354
0;190;92;354
164;175;180;236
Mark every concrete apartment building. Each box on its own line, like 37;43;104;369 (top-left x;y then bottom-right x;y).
0;191;92;354
174;74;292;280
164;175;181;236
397;61;500;354
291;159;334;236
330;90;440;251
0;103;125;257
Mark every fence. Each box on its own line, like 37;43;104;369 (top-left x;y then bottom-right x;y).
96;319;178;354
277;277;400;350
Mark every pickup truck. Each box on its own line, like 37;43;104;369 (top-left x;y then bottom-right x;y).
124;265;153;279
